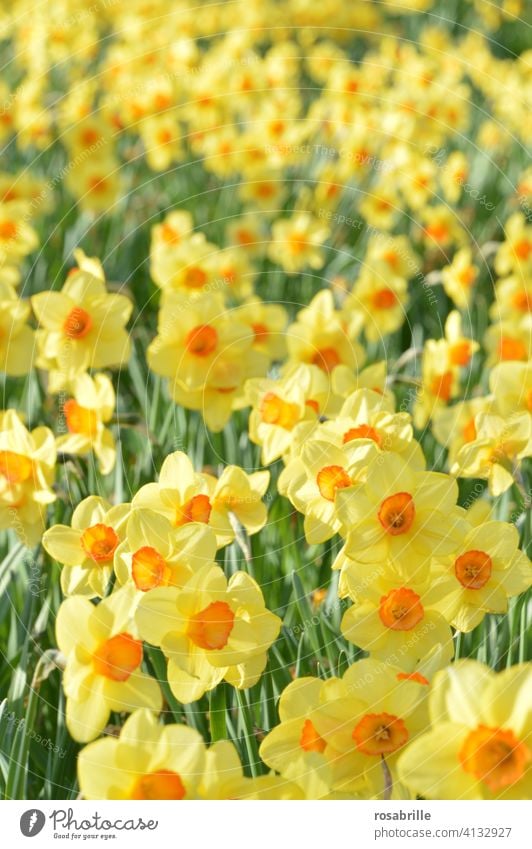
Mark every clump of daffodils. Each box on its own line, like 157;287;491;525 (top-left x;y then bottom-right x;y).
0;0;531;804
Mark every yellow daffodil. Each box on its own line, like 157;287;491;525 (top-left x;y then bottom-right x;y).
490;361;532;417
56;372;116;474
135;563;281;703
56;587;162;742
79;709;302;800
365;234;419;280
64;154;121;213
43;496;129;597
340;574;454;670
398;661;532;799
208;465;270;546
452;412;532;496
133;449;216;533
78;709;206;799
151;231;218;294
441;247;478;309
426;521;531;631
233;299;288;363
0;409;56;545
494;213;532;278
259;676;348;797
336;453;467;574
317;388;425;470
484;318;532;367
347;270;409;342
268;213;329;273
245;364;330;465
32;250;132;386
491;275;532;323
432;396;492;467
114;507;217;594
0;200;38;268
0;281;34;376
413;339;460;429
444;310;479;370
311;659;427;797
279;438;377;544
147;291;266;430
286;290;364;376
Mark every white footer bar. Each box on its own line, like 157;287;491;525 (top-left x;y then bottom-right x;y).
3;800;528;848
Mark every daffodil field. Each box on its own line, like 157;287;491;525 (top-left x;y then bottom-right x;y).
0;0;531;806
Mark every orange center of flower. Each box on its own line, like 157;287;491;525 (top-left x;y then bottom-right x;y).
235;228;254;246
81;128;100;146
379;588;424;630
175;494;212;526
157;129;173;145
383;250;399;269
256;182;276;199
259;392;300;430
352;713;409;756
512;291;532;312
220;265;237;286
430;370;453;401
458;267;476;287
88;175;108;194
306;399;320;414
514;239;531;260
463;416;477;443
316;465;352;501
154;92;171;110
160;223;181;245
63;400;98;437
187;601;235;651
63;306;93;339
300;719;327;753
132;546;171;591
425;222;449;242
343;424;382;446
371;288;398;310
185;324;218;356
130;770;186;800
0;220;17;240
378;492;415;535
0;450;33;484
80;523;119;563
289;234;307;255
459;725;530;792
454;549;492;589
397;671;429;685
184;267;208;289
92;632;143;681
526;389;532;412
499;336;527;362
312;347;341;373
449;341;472;366
251;322;269;339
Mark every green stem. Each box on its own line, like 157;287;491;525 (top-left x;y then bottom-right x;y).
208;683;227;743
